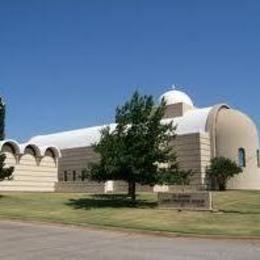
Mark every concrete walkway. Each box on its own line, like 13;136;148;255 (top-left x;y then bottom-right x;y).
0;220;259;260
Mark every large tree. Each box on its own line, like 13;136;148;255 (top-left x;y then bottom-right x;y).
206;157;242;191
87;91;192;201
0;97;14;180
0;97;5;140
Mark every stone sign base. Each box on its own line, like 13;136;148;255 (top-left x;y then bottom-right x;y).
158;192;213;211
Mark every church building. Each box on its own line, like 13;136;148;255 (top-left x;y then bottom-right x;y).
1;89;260;192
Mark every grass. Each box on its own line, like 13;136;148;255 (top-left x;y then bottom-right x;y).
0;191;260;237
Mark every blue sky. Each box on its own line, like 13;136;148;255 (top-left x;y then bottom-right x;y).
0;0;260;142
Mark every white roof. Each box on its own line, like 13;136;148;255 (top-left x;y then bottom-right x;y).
174;107;212;135
30;124;117;150
159;89;194;106
29;107;212;150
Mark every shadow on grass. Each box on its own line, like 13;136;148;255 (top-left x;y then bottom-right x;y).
220;209;260;215
66;194;158;210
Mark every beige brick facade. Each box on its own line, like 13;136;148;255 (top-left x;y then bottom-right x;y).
0;143;59;192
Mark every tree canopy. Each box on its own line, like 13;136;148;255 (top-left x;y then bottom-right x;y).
0;97;5;140
87;91;192;200
206;157;242;191
0;97;14;181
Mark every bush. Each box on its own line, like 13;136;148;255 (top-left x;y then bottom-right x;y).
206;157;242;191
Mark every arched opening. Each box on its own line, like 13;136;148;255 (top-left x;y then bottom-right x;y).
2;143;16;154
41;148;58;168
238;148;246;168
0;140;20;155
21;144;42;158
42;146;60;160
24;145;38;157
45;148;56;159
20;147;38;166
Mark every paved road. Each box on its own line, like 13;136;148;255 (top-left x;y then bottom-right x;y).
0;220;259;260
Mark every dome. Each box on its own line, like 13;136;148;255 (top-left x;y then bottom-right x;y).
159;89;194;107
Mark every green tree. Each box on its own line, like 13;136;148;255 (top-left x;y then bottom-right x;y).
87;91;192;201
0;97;5;140
0;154;13;181
206;157;242;191
0;97;14;180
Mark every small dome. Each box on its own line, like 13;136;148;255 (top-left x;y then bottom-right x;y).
159;89;194;107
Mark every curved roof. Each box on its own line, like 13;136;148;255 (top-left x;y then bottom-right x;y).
30;124;117;150
38;145;62;158
20;143;42;157
0;139;61;158
19;143;62;158
159;89;194;106
30;107;212;150
161;107;212;135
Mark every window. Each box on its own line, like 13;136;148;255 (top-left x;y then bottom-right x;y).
257;150;260;168
73;171;76;181
81;170;85;182
238;148;246;167
64;171;68;182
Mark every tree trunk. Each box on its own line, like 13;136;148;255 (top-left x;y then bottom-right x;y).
218;177;227;191
128;181;136;201
219;182;226;191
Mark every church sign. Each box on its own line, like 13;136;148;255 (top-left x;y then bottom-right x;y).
158;192;213;211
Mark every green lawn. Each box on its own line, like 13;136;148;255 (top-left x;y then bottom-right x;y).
0;191;260;237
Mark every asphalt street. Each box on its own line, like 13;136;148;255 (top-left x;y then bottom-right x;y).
0;220;259;260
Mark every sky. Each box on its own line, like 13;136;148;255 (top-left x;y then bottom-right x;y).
0;0;260;142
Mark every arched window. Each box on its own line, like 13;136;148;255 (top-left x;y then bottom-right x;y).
238;148;246;167
257;150;260;168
